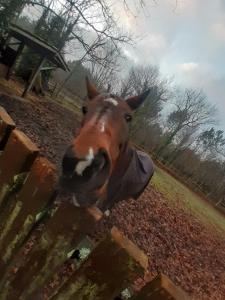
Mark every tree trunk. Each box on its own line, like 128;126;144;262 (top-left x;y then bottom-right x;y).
156;126;181;158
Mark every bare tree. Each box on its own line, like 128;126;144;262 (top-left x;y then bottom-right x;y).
120;65;161;97
156;88;217;157
165;125;199;165
85;41;121;91
118;65;170;145
27;0;132;95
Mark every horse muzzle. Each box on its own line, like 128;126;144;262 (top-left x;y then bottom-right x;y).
62;146;109;177
59;145;110;207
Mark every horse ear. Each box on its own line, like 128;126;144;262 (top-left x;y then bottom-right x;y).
126;89;150;110
86;76;100;100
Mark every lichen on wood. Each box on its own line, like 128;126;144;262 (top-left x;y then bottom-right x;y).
52;227;148;300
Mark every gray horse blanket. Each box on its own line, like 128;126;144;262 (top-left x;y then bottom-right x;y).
105;149;154;211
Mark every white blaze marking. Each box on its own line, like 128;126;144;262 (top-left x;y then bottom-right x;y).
99;114;108;133
72;195;80;207
100;121;105;132
75;147;94;176
104;98;118;106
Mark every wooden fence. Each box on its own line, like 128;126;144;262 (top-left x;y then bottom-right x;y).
0;105;190;300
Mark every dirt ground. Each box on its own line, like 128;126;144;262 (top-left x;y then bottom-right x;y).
0;93;225;300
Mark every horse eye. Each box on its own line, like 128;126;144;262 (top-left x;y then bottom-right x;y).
82;106;88;115
125;113;132;122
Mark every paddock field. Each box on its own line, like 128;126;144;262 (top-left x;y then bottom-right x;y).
152;166;225;234
0;83;225;299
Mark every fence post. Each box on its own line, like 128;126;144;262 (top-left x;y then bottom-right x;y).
0;129;39;208
2;203;102;300
0;157;57;278
0;106;16;150
130;274;190;300
51;226;148;300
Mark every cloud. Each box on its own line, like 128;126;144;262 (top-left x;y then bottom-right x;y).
211;22;225;42
178;62;199;72
148;33;167;50
112;0;225;129
122;33;168;66
122;48;139;64
173;0;197;14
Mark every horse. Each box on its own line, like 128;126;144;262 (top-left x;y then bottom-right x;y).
60;78;154;213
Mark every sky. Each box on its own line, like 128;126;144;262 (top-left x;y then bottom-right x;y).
23;0;225;129
111;0;225;130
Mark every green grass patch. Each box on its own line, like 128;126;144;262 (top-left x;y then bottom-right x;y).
48;90;225;235
152;166;225;234
46;92;82;119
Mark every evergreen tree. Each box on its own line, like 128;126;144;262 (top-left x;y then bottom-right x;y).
0;0;25;39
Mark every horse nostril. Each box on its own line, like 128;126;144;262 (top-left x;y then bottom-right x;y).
93;149;109;172
62;146;77;176
62;146;110;179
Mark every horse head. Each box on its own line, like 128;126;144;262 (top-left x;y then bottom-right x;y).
60;77;150;208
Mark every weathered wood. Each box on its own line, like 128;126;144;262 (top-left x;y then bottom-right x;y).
2;203;102;300
130;274;190;300
0;157;57;279
51;227;148;300
0;129;39;207
6;42;25;80
22;57;45;98
41;236;95;300
0;106;16;150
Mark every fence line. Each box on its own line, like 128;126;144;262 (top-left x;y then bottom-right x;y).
0;105;190;300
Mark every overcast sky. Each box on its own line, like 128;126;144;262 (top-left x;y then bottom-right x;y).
112;0;225;130
24;1;225;129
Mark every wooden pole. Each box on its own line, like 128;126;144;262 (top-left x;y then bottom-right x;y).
0;106;16;150
0;129;39;186
130;274;190;300
22;56;45;98
2;204;102;300
51;227;148;300
0;129;39;208
6;42;25;80
0;157;57;279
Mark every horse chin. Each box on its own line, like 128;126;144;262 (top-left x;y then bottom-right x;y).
71;192;98;208
59;160;109;208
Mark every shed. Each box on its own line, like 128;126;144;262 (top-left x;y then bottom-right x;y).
3;24;69;97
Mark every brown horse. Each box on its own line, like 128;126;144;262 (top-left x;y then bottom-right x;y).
60;78;154;213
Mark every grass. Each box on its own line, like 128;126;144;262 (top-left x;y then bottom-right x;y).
152;166;225;234
52;92;82;118
1;77;224;235
48;88;225;235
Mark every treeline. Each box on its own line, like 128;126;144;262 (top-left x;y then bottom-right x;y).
0;0;129;88
0;1;224;207
55;62;225;207
118;66;225;207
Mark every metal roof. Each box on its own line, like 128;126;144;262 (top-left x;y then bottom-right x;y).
9;24;69;72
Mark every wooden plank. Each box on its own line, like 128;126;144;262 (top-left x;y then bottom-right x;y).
0;157;57;278
51;227;148;300
0;129;39;207
0;129;39;185
0;106;16;150
41;236;95;300
22;57;45;98
6;42;25;80
2;203;102;300
130;274;190;300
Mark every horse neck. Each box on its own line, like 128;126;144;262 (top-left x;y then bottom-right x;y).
110;143;134;181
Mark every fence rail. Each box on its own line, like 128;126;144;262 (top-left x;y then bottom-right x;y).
0;105;190;300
